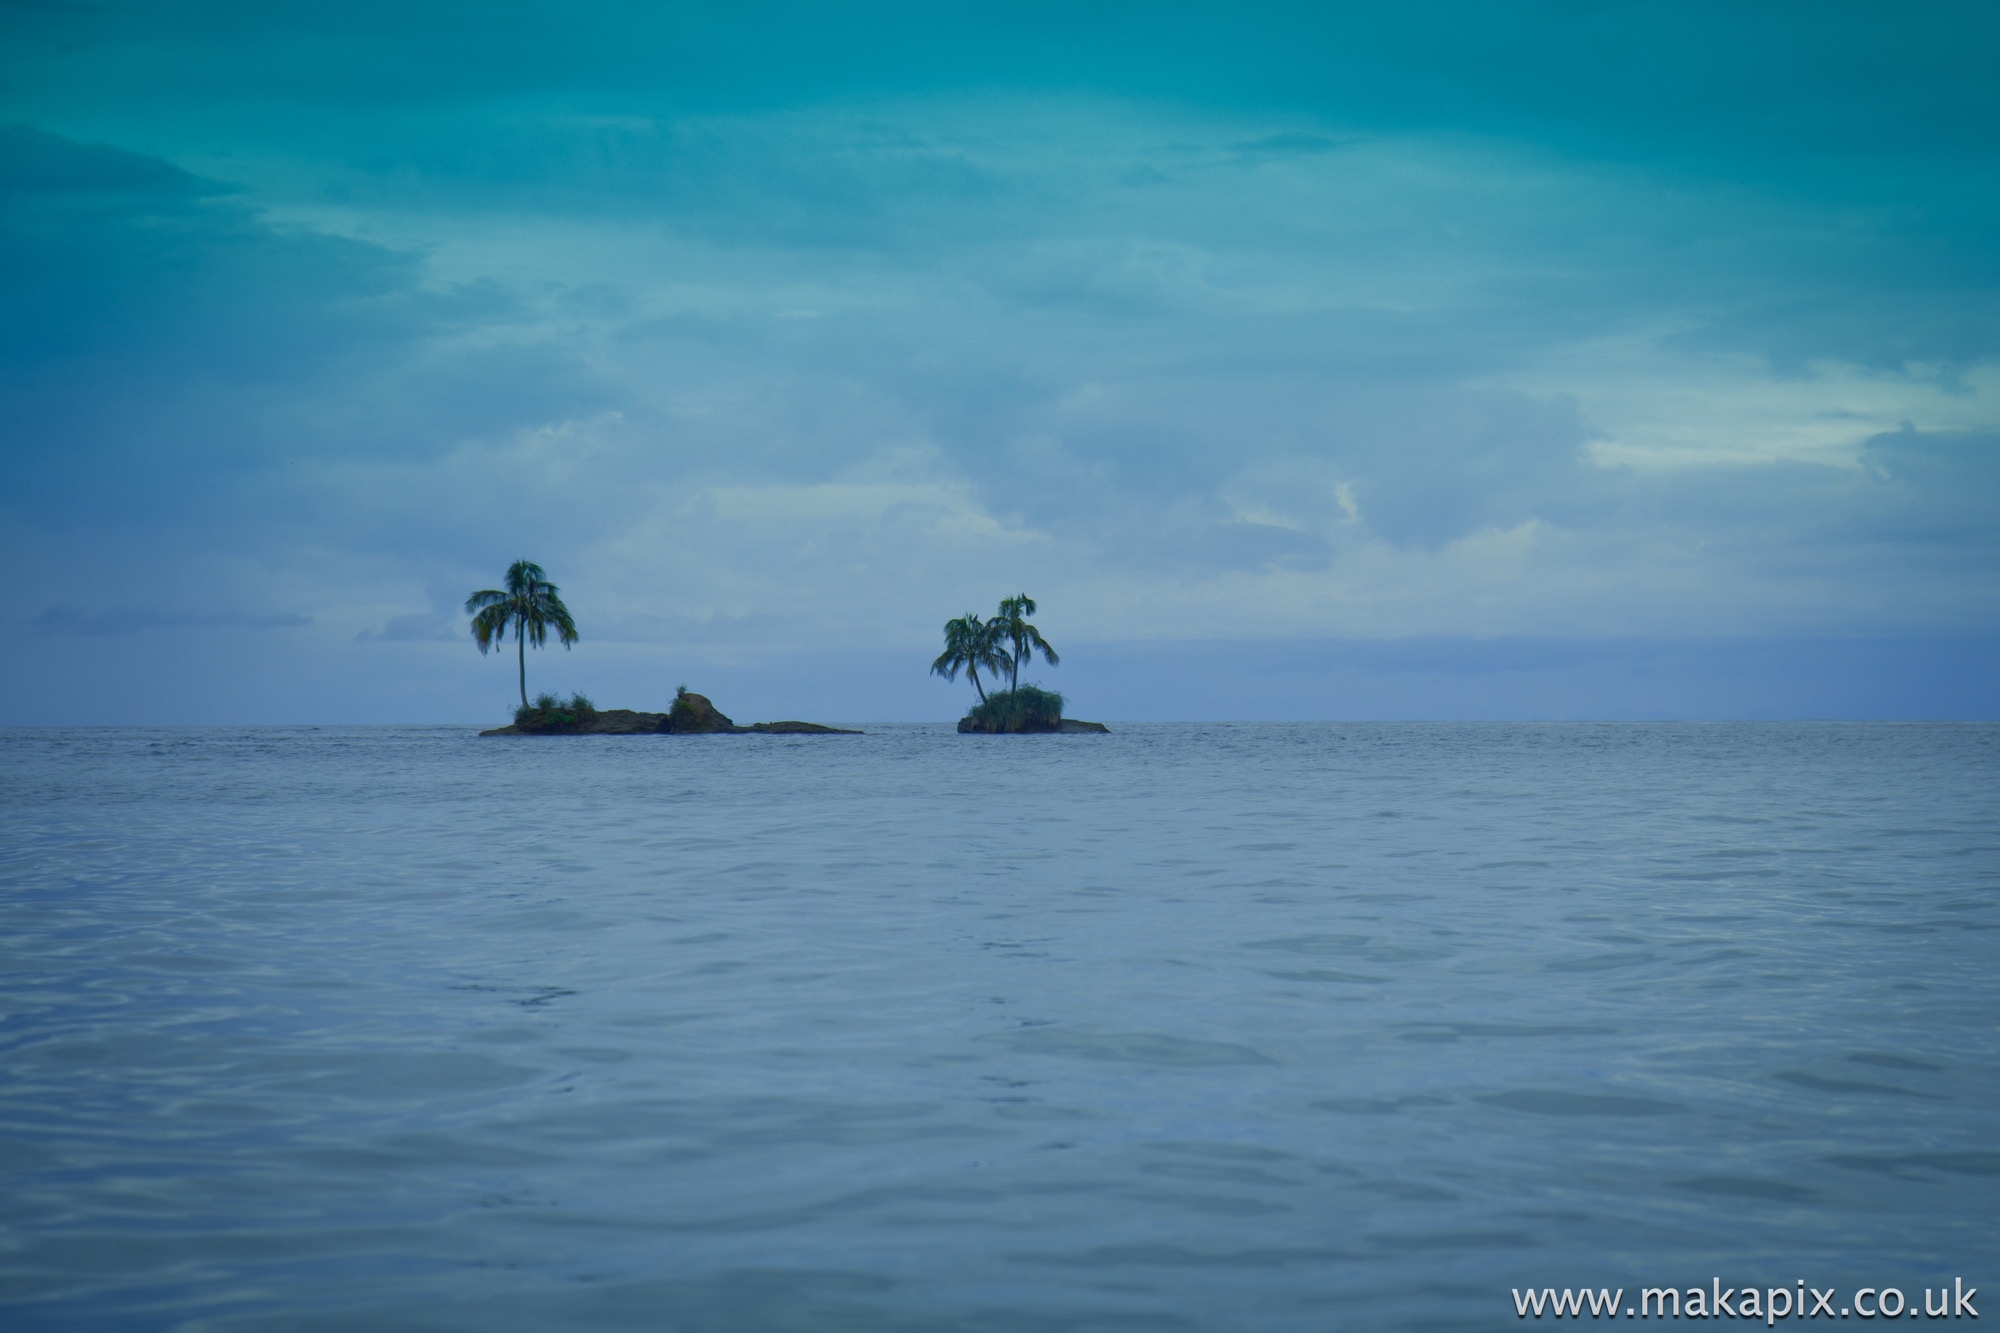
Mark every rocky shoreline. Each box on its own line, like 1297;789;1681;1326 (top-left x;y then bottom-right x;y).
957;717;1110;734
477;688;1108;737
480;692;860;737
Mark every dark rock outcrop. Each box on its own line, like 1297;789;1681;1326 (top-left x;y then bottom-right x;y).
480;691;860;736
664;690;735;733
660;692;862;734
583;709;671;734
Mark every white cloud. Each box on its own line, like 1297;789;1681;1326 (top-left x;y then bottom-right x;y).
1493;344;2000;471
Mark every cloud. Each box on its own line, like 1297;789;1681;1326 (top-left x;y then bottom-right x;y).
0;123;232;199
33;604;312;635
0;128;417;375
1230;131;1363;161
356;612;462;643
1;4;1997;721
17;113;1995;645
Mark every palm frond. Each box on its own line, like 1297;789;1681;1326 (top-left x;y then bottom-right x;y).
468;602;512;653
990;593;1056;687
933;612;1010;698
504;560;548;595
543;595;579;646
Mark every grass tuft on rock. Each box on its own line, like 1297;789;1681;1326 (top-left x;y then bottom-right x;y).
513;691;598;732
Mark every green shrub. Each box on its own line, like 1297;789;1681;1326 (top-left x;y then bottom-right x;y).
513;691;598;731
961;685;1065;733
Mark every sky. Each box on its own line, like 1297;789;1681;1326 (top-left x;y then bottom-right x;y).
2;0;1997;723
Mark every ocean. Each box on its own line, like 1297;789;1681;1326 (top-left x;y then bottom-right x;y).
2;723;1995;1330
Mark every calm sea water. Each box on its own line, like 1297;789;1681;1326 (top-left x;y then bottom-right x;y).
2;723;1996;1331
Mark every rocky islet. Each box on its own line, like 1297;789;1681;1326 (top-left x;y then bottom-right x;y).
479;691;861;736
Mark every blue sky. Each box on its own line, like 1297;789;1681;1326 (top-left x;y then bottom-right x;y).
3;1;1996;722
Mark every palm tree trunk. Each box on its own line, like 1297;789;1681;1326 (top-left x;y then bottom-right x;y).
971;665;987;702
517;621;527;707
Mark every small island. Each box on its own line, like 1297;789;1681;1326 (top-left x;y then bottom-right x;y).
933;595;1108;734
460;562;858;737
480;689;860;737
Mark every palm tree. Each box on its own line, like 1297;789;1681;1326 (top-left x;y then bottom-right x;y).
931;612;1009;703
993;594;1058;691
465;560;580;708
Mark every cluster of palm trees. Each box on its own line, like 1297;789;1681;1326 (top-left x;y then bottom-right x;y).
931;595;1058;702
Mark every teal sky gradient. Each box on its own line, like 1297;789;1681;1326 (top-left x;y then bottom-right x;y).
3;1;1997;720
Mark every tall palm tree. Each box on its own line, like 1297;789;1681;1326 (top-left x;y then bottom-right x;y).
931;612;1009;703
465;559;580;708
993;594;1058;691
